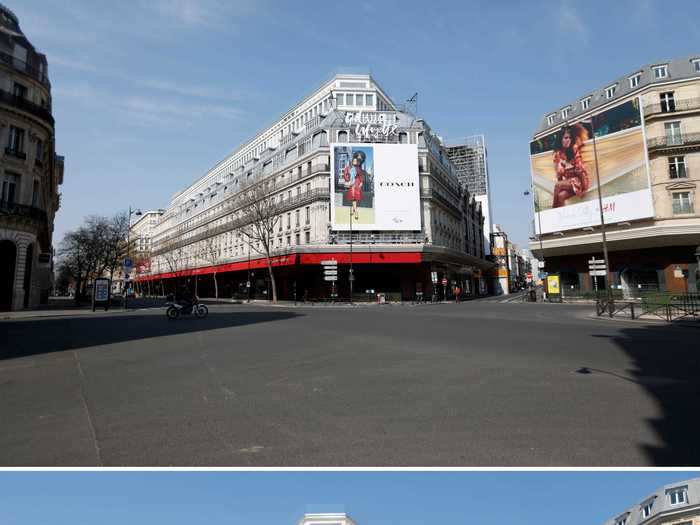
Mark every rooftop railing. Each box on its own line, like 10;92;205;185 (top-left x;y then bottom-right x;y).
647;132;700;150
643;98;700;117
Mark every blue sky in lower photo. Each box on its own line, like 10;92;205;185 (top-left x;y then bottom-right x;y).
1;471;698;525
12;0;700;247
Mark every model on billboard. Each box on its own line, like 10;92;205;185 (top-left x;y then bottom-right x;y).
343;150;366;220
552;124;590;208
333;145;374;225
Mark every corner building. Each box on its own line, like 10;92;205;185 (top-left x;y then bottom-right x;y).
530;55;700;295
603;478;700;525
0;4;64;311
143;74;492;300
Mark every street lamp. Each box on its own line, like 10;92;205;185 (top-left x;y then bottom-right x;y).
694;245;700;293
125;206;142;310
524;189;545;297
349;205;354;304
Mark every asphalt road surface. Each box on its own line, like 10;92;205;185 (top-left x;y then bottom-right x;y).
1;300;698;466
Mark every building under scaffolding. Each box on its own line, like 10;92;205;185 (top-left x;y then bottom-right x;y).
445;135;493;254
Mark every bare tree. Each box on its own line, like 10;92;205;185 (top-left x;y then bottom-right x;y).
161;245;187;292
201;232;221;299
237;183;282;302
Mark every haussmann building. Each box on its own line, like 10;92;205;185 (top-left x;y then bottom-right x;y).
0;3;64;311
140;73;493;301
529;55;700;295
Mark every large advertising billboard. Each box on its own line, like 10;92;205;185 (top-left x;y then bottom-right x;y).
330;143;421;231
530;97;653;234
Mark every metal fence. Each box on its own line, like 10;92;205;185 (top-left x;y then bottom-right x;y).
595;293;700;322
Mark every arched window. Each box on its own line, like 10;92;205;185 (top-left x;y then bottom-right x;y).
338;130;348;143
398;132;408;144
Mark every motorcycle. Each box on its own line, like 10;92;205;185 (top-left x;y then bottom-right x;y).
165;295;208;320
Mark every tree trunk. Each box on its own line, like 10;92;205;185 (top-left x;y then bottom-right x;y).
213;272;218;299
266;256;277;303
194;275;198;296
74;274;82;306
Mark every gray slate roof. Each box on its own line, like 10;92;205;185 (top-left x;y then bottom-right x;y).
534;55;700;136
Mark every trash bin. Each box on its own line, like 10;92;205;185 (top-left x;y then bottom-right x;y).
376;293;386;304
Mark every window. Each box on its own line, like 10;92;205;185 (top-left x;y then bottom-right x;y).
653;64;668;79
338;130;348;142
305;206;310;224
667;487;687;505
546;114;555;126
286;235;291;246
561;106;571;119
336;93;344;106
1;173;19;203
356;94;364;106
306;182;311;193
305;231;310;243
605;84;617;99
35;138;43;165
366;93;374;106
672;192;693;214
581;96;591;110
346;93;354;106
665;121;682;144
12;82;27;99
615;516;628;525
7;125;25;153
297;186;301;197
693;59;700;72
660;92;675;112
668;156;687;178
286;212;291;229
295;233;300;245
31;179;39;206
641;501;654;519
278;215;283;231
629;73;641;88
399;132;408;144
295;209;300;226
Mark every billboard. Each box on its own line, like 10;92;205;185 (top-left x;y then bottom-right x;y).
530;97;653;234
330;143;420;231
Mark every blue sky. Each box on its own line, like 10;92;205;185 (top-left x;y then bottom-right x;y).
1;471;698;525
12;0;700;248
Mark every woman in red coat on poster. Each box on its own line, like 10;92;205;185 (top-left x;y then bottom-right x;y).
342;150;366;220
552;124;590;208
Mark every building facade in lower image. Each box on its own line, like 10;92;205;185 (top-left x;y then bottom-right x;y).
138;73;494;300
529;55;700;296
604;478;700;525
0;4;64;311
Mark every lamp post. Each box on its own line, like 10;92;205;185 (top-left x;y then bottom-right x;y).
587;119;614;314
524;189;544;298
125;206;142;310
694;245;700;293
247;242;251;303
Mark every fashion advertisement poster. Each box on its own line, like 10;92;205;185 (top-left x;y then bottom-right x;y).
529;97;654;234
330;143;420;231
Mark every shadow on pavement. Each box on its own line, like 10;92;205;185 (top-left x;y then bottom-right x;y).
1;311;300;360
589;323;700;465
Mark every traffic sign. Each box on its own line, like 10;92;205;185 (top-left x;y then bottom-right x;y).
441;278;448;285
590;270;607;276
324;269;338;276
324;276;338;281
123;257;133;269
538;261;545;268
431;271;438;283
320;260;337;266
589;258;605;264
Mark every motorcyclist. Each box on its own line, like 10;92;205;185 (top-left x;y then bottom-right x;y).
175;283;194;313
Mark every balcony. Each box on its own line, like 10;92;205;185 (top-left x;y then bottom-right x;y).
643;98;700;118
0;89;54;125
647;132;700;152
4;147;26;160
0;200;48;224
0;51;51;88
333;232;426;244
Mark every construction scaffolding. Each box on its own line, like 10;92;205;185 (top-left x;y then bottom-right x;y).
444;135;489;196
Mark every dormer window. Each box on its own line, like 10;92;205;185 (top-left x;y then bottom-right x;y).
653;64;668;79
547;113;556;126
616;515;628;525
605;84;617;99
641;500;654;519
629;72;641;88
581;96;591;110
667;486;687;505
693;58;700;73
561;106;571;120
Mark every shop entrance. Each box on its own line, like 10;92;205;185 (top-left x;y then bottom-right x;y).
0;240;17;311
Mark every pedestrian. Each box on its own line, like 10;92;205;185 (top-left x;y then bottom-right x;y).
455;286;461;303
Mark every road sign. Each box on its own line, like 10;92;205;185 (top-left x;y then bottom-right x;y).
589;258;605;264
320;260;337;266
431;271;438;283
589;265;606;270
324;276;338;281
324;269;338;276
441;278;448;285
123;257;133;269
590;270;607;276
537;261;545;268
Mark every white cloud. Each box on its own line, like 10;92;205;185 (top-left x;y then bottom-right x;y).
557;0;589;45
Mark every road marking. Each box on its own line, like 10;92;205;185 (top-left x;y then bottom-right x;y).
73;350;103;466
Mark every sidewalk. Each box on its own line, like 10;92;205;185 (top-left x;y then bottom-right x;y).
1;297;165;321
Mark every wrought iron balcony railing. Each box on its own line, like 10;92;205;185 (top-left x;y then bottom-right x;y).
0;51;50;88
0;89;54;125
0;200;48;223
4;147;26;160
643;98;700;117
332;232;426;244
647;132;700;151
